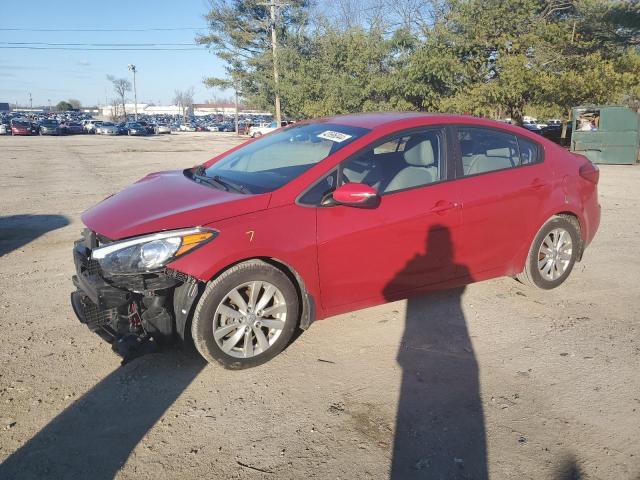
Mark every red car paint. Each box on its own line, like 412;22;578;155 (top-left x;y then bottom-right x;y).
82;113;600;321
11;124;34;136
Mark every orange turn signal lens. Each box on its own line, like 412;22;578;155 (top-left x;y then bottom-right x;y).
175;232;214;256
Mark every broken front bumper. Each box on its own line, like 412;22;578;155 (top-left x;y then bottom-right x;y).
70;229;197;361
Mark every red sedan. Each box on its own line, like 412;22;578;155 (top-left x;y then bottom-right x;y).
10;119;37;136
71;113;600;367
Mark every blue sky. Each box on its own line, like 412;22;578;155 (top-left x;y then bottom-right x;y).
0;0;227;107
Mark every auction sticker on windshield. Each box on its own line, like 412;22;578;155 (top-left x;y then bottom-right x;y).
317;130;353;143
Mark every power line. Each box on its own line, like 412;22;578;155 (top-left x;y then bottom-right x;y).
0;27;205;32
0;46;205;51
1;41;198;47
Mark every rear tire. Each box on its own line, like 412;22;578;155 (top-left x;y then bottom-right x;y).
192;260;300;369
516;215;580;289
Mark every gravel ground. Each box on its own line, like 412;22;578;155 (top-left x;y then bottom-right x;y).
0;133;638;480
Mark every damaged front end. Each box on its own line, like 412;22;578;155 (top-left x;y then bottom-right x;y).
71;229;207;363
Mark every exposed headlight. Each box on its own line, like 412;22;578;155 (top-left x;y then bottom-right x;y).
91;227;216;275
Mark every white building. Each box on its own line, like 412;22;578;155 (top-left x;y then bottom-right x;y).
99;102;272;119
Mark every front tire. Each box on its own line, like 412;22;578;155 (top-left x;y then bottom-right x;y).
192;260;299;369
517;215;580;289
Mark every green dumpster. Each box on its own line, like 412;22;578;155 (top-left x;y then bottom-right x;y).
570;105;640;165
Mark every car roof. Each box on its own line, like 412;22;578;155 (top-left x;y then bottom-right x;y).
310;112;547;138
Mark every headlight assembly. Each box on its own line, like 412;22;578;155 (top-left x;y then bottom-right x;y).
91;227;216;275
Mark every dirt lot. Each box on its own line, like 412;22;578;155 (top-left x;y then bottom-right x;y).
0;132;638;480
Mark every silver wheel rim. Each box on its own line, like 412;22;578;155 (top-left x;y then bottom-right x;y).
537;228;573;281
212;281;287;359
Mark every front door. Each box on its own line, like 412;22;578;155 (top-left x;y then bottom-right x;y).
315;127;463;311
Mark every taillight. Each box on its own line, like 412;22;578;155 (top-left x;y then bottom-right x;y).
579;162;599;184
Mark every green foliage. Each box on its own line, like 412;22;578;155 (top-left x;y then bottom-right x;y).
199;0;640;122
55;101;73;112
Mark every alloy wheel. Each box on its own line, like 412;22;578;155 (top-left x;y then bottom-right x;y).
212;281;287;358
537;227;573;281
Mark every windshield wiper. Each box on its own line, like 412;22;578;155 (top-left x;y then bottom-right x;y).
211;175;247;194
190;166;247;194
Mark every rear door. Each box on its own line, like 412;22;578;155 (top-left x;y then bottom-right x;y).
453;126;552;277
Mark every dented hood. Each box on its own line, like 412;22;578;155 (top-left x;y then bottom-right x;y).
81;170;270;240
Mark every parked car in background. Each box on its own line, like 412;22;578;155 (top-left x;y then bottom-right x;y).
39;119;63;136
248;121;279;138
179;123;196;132
71;113;600;368
125;122;147;136
522;121;543;134
116;122;129;135
66;122;84;135
155;124;171;134
98;122;119;136
137;121;155;135
83;120;103;134
11;119;37;136
0;122;8;135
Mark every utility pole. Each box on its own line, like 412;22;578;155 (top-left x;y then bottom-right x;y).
128;64;138;121
234;85;240;135
261;0;284;125
28;92;32;110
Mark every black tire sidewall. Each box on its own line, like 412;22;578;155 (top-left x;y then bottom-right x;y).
527;217;580;289
193;262;299;369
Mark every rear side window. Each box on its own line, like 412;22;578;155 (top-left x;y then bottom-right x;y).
458;127;519;176
457;127;542;176
517;137;539;165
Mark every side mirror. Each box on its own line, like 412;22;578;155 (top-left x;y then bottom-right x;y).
330;183;380;208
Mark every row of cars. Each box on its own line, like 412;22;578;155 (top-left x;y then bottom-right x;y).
85;120;172;136
2;118;177;136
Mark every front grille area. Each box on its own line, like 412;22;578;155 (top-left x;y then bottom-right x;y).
85;258;102;276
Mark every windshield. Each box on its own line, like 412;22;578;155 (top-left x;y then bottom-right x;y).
203;123;369;193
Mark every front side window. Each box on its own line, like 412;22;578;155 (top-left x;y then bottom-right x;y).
205;123;369;194
458;127;520;176
340;128;444;194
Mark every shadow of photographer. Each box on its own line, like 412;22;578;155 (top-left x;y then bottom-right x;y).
383;224;488;479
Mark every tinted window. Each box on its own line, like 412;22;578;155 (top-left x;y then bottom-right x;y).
518;137;539;165
340;129;444;194
458;127;520;176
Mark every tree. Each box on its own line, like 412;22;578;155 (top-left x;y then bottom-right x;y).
198;0;640;122
197;0;310;118
55;101;73;112
67;99;82;110
173;87;195;124
106;75;131;120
